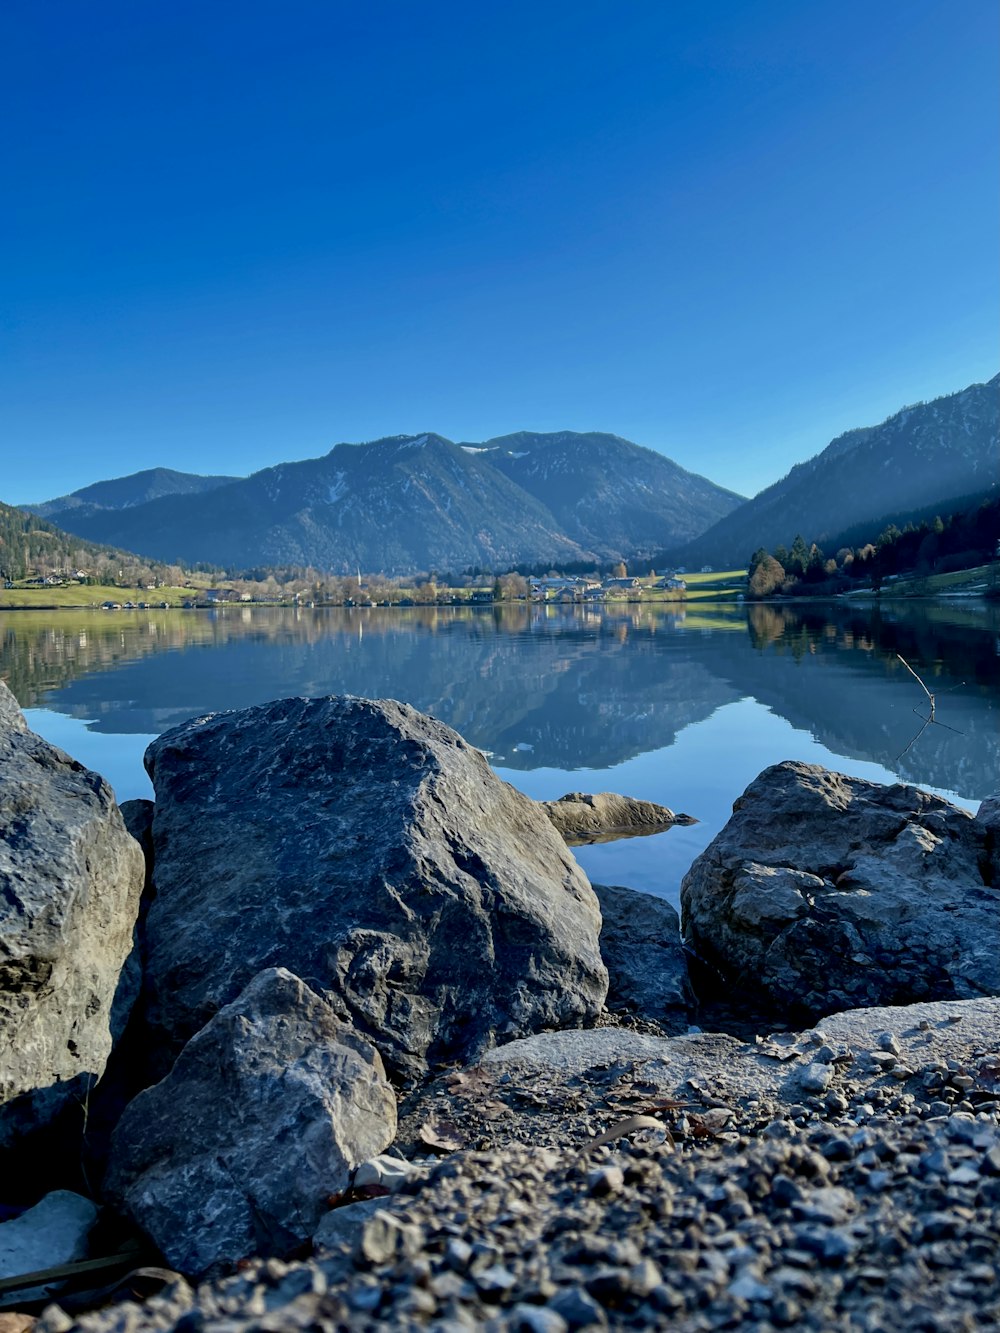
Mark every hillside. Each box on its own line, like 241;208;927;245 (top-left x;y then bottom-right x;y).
0;498;185;584
27;432;743;575
674;374;999;568
30;467;241;522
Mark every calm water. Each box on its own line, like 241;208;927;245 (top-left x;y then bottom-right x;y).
3;600;998;908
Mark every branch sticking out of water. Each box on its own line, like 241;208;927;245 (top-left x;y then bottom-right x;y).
896;653;935;719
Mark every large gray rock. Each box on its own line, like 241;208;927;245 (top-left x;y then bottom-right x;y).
539;791;694;844
681;761;1000;1020
0;682;145;1145
104;967;397;1276
141;696;607;1079
593;884;693;1031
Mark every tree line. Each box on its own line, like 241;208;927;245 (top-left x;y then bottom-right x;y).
746;497;999;599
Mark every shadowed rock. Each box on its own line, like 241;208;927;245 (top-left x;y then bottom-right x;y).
0;681;144;1148
593;884;694;1031
105;967;396;1276
140;695;607;1079
681;761;1000;1020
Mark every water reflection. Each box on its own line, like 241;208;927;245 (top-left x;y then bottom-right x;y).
3;601;996;801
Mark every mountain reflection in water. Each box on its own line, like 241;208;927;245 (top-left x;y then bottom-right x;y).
4;600;997;905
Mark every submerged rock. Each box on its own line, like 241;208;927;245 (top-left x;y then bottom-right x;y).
681;761;1000;1020
105;967;396;1276
539;791;694;844
0;682;145;1148
140;695;607;1079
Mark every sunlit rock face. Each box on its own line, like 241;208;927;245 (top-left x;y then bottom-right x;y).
681;760;1000;1019
140;694;608;1080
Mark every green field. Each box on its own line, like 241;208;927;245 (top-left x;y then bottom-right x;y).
0;583;198;609
841;563;997;600
670;569;747;601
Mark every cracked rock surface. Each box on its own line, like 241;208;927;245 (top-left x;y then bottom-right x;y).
681;761;1000;1020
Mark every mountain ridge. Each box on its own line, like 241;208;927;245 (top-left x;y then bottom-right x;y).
673;374;998;566
29;431;743;574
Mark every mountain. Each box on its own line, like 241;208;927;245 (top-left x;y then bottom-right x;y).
479;431;744;556
674;374;999;568
27;432;743;574
29;467;241;523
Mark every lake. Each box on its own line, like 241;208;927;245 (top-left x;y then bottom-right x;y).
3;599;998;909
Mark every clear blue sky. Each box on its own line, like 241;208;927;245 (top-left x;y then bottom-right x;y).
2;0;997;505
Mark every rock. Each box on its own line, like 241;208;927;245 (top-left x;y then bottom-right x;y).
313;1198;385;1253
0;1191;98;1306
108;800;155;1047
118;800;154;872
104;967;397;1276
592;884;694;1031
352;1154;423;1193
681;762;1000;1019
0;682;145;1149
140;696;607;1078
538;792;694;844
0;1316;35;1333
0;1190;98;1277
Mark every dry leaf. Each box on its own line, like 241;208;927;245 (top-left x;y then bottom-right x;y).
582;1114;674;1153
446;1067;494;1096
478;1101;510;1119
418;1118;466;1152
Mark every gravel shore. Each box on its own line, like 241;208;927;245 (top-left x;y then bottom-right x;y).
28;1000;1000;1333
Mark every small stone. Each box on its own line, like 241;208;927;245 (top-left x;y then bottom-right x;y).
549;1285;609;1329
587;1165;624;1197
359;1212;423;1266
508;1305;570;1333
34;1311;74;1333
446;1237;474;1271
353;1154;422;1193
947;1165;981;1186
729;1272;773;1302
877;1032;901;1055
475;1264;517;1297
799;1063;833;1094
867;1051;897;1071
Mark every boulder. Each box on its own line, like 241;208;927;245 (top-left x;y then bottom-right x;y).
593;884;693;1031
681;761;1000;1020
104;967;397;1277
140;696;607;1080
0;682;145;1148
539;791;694;844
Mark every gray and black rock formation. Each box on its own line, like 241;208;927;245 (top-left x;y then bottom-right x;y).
0;682;144;1149
593;884;694;1032
681;761;1000;1020
140;695;607;1079
104;967;397;1276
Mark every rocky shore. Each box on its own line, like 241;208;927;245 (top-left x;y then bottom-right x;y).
1;682;998;1331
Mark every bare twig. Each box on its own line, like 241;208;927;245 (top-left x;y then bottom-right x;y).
896;653;935;718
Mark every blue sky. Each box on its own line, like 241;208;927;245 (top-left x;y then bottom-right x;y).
2;0;997;505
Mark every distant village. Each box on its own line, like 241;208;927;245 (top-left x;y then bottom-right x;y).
4;555;730;610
